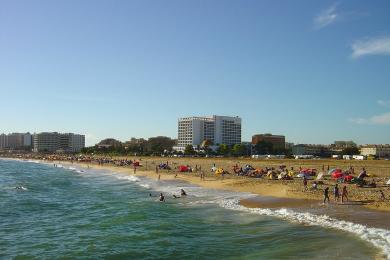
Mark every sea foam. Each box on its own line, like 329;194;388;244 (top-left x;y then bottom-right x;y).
220;199;390;259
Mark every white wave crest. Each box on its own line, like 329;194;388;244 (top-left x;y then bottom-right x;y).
139;183;150;189
220;199;390;259
116;175;140;182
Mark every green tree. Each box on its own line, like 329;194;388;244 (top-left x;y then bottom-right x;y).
254;141;274;155
232;144;248;156
184;145;195;155
147;136;175;154
340;147;360;155
217;144;230;156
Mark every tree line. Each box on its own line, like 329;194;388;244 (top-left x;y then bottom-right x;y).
81;136;176;156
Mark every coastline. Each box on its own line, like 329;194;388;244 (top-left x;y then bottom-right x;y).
4;158;390;259
52;159;390;229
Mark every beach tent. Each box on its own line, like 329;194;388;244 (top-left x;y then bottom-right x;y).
244;165;254;171
328;168;342;175
300;168;317;176
344;175;354;182
215;168;226;175
296;173;313;180
278;172;288;180
179;165;189;172
332;172;344;179
288;170;295;178
267;170;278;180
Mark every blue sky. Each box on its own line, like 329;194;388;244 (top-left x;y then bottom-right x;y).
1;0;390;146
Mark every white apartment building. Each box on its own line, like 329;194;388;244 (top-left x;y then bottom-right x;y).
68;133;86;153
175;115;241;151
0;134;8;149
33;132;85;153
0;133;32;149
360;145;390;158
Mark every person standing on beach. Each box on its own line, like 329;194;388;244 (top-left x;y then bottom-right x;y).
323;187;330;204
158;174;161;181
303;176;308;191
341;185;348;203
379;190;386;201
334;184;340;202
156;165;158;174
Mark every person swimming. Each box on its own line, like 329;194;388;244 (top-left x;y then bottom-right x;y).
159;193;165;202
15;186;27;191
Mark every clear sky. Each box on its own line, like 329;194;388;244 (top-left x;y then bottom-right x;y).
1;0;390;146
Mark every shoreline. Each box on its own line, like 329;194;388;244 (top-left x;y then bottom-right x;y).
4;157;390;225
51;159;390;230
18;155;389;212
4;158;390;258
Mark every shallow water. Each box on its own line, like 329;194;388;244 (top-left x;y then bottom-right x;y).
0;159;387;259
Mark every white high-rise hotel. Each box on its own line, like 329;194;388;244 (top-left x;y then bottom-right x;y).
175;115;241;151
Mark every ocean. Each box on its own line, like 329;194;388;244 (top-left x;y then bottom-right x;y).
0;159;388;259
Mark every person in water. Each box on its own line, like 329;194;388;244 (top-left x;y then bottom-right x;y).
180;189;187;196
323;187;330;204
159;193;165;202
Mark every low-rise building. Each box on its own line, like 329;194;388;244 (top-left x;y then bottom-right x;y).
292;144;330;156
251;134;285;151
360;145;390;158
330;141;357;154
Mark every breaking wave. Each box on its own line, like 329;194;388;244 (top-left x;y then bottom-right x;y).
220;199;390;259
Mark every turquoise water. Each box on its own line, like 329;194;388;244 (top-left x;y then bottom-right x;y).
0;159;384;259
